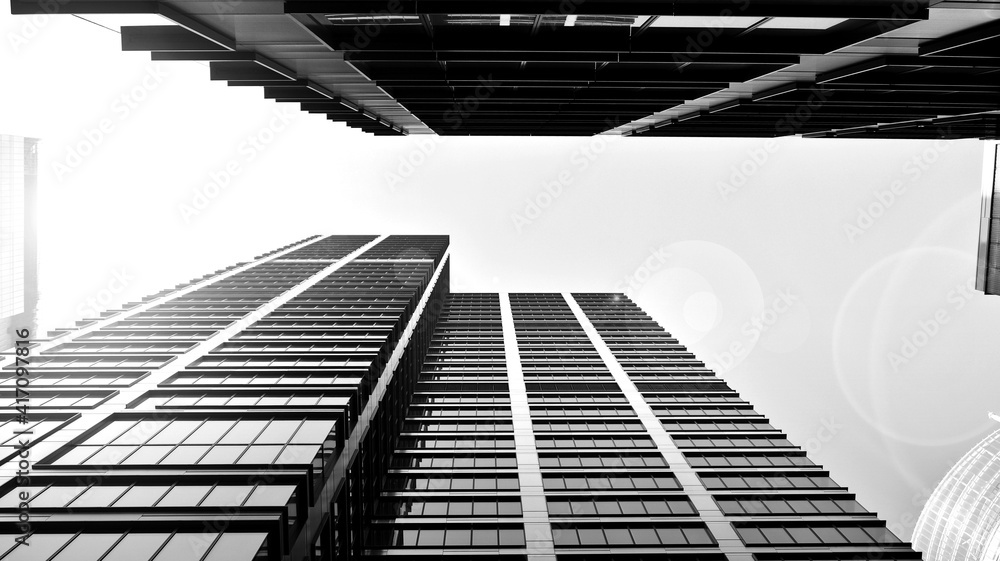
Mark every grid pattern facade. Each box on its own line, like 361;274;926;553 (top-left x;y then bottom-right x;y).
0;134;37;352
2;235;922;561
912;427;1000;561
0;234;450;561
978;143;1000;295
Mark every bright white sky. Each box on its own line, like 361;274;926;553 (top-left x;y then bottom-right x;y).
4;9;1000;540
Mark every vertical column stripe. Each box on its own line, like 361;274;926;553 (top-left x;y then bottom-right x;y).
499;293;557;561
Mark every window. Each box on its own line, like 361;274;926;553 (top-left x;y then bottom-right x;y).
735;524;902;546
716;496;866;516
700;473;839;490
552;525;715;547
535;436;654;449
52;417;335;467
548;496;696;516
379;499;522;517
538;453;668;468
385;475;519;491
686;452;814;468
0;532;268;561
542;473;680;491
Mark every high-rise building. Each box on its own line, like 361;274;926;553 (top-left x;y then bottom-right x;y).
0;134;39;351
978;142;1000;295
8;1;1000;137
912;419;1000;560
1;234;921;560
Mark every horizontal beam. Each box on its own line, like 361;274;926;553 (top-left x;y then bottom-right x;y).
920;20;1000;56
286;0;928;19
121;25;229;52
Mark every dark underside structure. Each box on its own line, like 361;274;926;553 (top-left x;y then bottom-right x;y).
9;0;1000;137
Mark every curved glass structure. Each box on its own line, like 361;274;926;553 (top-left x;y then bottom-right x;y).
913;425;1000;561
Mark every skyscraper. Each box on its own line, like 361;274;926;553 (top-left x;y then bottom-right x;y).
978;142;1000;296
1;235;921;560
0;134;38;352
8;1;1000;137
912;419;1000;560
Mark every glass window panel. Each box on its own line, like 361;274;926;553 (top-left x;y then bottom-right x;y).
422;502;447;516
656;528;686;545
112;420;169;445
577;528;606;546
236;445;282;465
158;485;212;507
148;421;203;445
244;485;296;507
121;446;171;465
70;486;130;508
444;528;470;547
84;446;137;466
51;534;122;561
762;527;794;544
0;487;45;508
840;527;875;544
605;528;633;545
499;529;525;547
256;420;302;444
553;529;579;546
160;445;210;465
31;486;88;507
185;420;236;444
498;501;522;516
448;501;472;516
52;445;100;465
102;533;170;561
630;528;659;545
200;445;247;464
152;533;214;561
417;529;444;547
202;486;254;507
472;502;497;516
203;533;268;561
3;534;75;560
620;500;645;515
683;527;714;545
114;486;170;508
85;420;136;445
218;420;268;444
738;527;767;545
276;444;319;465
471;529;498;546
814;527;849;544
788;527;822;544
290;420;335;444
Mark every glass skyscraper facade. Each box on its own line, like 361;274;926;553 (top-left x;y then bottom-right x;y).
912;424;1000;561
1;234;921;560
0;134;38;351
